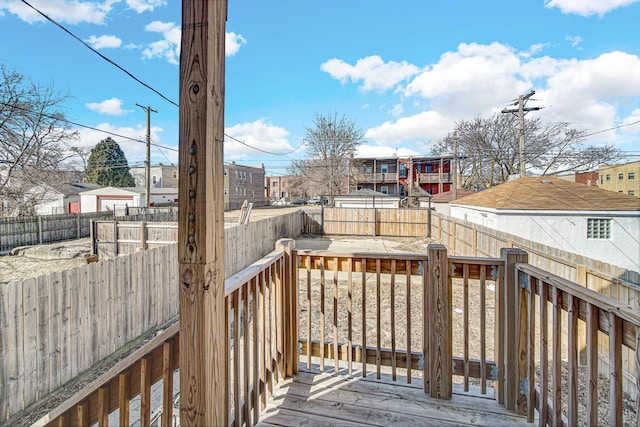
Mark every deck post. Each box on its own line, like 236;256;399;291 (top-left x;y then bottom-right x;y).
276;239;297;377
427;244;452;399
178;1;228;426
500;248;528;413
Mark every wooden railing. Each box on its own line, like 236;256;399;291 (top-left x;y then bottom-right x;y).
514;261;640;426
32;241;640;426
294;245;507;400
34;240;295;427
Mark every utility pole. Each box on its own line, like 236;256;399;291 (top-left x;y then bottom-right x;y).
136;103;158;207
452;132;458;201
501;90;542;178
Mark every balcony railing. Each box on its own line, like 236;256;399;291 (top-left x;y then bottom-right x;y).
355;172;398;183
417;172;452;184
35;241;640;426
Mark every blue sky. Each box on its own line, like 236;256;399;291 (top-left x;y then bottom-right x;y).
1;0;639;178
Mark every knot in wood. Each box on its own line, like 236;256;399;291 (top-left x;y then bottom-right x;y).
182;268;193;289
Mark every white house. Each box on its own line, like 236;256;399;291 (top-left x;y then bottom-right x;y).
450;177;640;272
80;187;145;213
31;182;101;215
333;189;400;208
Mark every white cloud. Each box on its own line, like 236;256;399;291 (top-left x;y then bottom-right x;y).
125;0;165;13
224;120;293;159
142;22;246;64
565;35;584;49
86;98;131;116
388;104;403;117
75;122;170;165
321;55;420;93
143;20;181;64
0;0;118;24
86;34;122;49
226;32;246;56
365;111;451;145
544;0;640;17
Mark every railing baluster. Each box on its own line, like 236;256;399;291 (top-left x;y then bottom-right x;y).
609;312;623;426
539;280;548;427
527;275;536;423
334;256;339;373
463;263;470;392
119;371;130;427
376;258;381;379
252;277;259;425
162;341;174;427
77;401;89;427
567;294;579;427
243;283;251;426
406;259;411;383
260;269;267;408
587;302;599;427
552;286;562;426
265;265;273;397
320;256;326;371
306;255;312;370
480;265;486;394
348;256;353;376
98;385;109;427
140;355;151;427
362;257;367;377
391;259;397;381
233;289;241;426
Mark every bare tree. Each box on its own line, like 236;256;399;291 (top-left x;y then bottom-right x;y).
0;66;79;215
433;114;621;189
290;112;365;201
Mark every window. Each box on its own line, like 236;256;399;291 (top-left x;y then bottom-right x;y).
630;173;635;180
172;170;178;179
152;176;158;184
600;175;604;185
399;163;406;178
380;186;388;194
381;164;388;174
619;173;624;180
235;187;238;195
630;190;635;196
242;171;246;179
365;166;372;173
606;174;611;181
272;181;278;187
587;218;611;239
250;173;253;183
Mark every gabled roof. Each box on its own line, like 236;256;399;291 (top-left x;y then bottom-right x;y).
57;182;101;196
79;186;145;196
431;189;477;203
451;177;640;211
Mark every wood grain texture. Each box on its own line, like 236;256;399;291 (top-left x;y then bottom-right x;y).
178;0;228;425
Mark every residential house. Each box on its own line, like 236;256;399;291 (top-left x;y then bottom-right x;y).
556;171;599;187
599;160;640;197
130;163;178;189
224;162;266;210
266;175;292;202
450;176;640;272
80;187;145;214
352;155;454;197
32;182;101;215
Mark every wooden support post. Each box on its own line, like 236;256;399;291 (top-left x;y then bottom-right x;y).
90;219;96;255
178;1;228;426
500;247;528;412
140;221;147;251
427;244;451;399
276;239;296;377
76;213;81;239
576;265;588;366
113;220;118;256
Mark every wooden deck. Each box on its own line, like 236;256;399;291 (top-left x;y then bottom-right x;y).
258;367;530;426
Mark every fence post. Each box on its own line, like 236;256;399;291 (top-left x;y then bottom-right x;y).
76;213;81;239
500;248;528;413
113;220;118;256
141;221;147;251
427;244;451;399
276;238;296;377
38;215;43;244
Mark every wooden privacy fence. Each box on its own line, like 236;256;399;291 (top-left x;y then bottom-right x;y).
33;240;295;427
92;210;305;279
0;245;179;422
0;212;111;253
320;207;431;237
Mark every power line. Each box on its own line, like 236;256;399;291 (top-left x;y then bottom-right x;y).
19;0;179;108
224;133;305;156
584;119;640;137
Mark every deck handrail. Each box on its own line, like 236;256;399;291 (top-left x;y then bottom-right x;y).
34;242;292;427
514;261;640;426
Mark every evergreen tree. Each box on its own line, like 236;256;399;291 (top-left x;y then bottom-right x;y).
85;137;136;187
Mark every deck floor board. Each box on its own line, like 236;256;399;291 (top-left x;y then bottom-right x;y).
258;368;530;426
